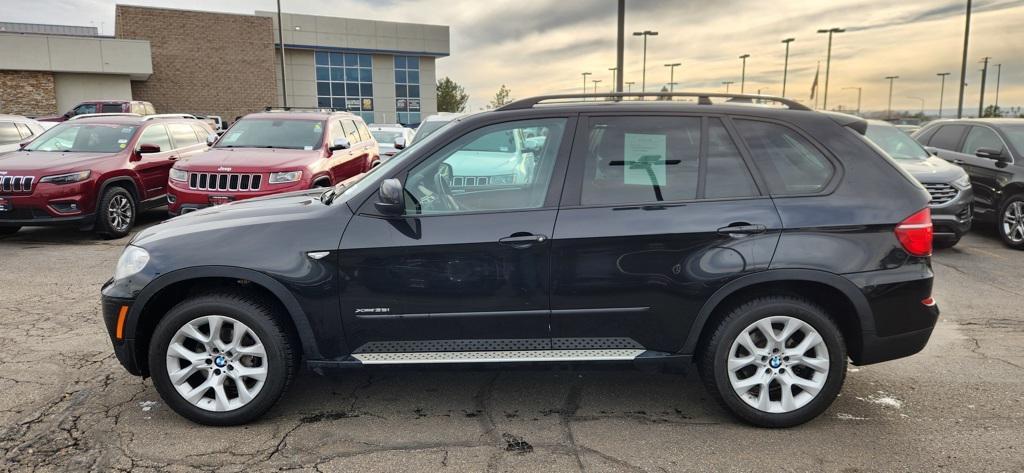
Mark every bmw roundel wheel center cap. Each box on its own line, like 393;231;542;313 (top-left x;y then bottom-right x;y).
214;355;227;367
769;355;783;369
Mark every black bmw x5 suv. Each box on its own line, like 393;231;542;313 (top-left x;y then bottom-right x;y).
102;93;939;428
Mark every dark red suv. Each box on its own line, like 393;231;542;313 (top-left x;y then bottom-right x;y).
167;110;379;215
0;115;211;238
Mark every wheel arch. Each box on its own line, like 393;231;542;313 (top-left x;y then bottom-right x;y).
96;176;141;210
126;266;322;375
683;269;874;364
311;173;333;187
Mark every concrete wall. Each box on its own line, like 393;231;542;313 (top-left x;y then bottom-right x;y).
115;5;278;121
0;70;56;116
53;73;133;113
0;33;151;79
257;11;449;57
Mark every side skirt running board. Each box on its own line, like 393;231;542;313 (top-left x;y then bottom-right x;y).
350;349;647;365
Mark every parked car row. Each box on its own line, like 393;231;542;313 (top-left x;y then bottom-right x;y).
0;107;383;237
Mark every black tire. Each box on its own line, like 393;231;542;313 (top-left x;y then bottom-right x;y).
698;296;847;428
934;236;961;249
997;194;1024;250
95;186;136;239
148;291;298;426
0;226;20;235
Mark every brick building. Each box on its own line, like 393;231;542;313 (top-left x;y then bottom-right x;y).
0;5;450;124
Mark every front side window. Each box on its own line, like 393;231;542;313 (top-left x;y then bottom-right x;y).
581;116;701;205
168;123;200;148
138;124;172;151
865;123;930;160
16;122;34;140
215;119;324;150
341;120;360;144
404;118;566;214
961;126;1004;155
0;122;20;145
25;123;138;153
705;118;758;199
734;120;834;195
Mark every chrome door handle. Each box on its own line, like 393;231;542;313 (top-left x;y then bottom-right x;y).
498;233;548;248
717;224;767;236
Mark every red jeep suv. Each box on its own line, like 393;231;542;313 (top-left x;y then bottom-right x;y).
167;109;379;215
0;115;212;237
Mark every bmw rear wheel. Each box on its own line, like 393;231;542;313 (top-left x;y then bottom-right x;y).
699;296;846;427
149;291;297;425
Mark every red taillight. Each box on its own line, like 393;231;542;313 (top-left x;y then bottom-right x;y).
895;208;933;257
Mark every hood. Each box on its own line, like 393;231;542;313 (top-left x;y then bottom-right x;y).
132;188;333;247
175;147;321;172
445;151;521;177
0;150;119;174
893;155;967;184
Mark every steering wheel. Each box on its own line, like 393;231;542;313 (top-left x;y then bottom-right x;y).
433;163;459;212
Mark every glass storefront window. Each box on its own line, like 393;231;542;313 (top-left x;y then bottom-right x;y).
314;51;373;117
395;55;421;125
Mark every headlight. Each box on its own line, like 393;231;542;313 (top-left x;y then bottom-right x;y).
114;245;150;280
39;170;90;185
169;168;187;182
951;174;971;190
269;171;302;184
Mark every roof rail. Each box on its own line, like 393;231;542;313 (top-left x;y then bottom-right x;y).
496;92;812;112
263;106;346;113
143;113;198;120
68;113;142;120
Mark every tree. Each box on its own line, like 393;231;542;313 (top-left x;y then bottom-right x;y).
488;84;513;109
436;77;469;113
982;104;1002;118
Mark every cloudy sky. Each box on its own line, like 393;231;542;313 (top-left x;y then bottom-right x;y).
10;0;1024;114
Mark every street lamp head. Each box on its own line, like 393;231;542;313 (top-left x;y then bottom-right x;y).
647;30;658;36
782;38;795;43
665;62;681;67
937;72;950;76
833;28;845;33
722;81;734;85
739;54;750;59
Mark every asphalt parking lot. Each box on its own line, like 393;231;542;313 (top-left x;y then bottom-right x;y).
1;211;1022;472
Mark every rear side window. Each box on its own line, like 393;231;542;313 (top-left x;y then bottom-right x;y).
581;116;701;205
0;122;20;145
101;103;122;113
15;123;34;139
138;124;172;151
705;118;758;199
734;120;833;195
961;126;1003;154
168;123;201;148
929;125;967;150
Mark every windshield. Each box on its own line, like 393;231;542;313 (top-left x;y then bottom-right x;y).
215;119;324;150
411;120;452;144
1000;125;1024;158
371;130;404;143
865;123;929;160
25;123;138;153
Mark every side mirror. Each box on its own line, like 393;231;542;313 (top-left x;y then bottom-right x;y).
976;147;1007;161
329;138;351;151
393;137;406;150
206;133;218;146
374;178;404;216
18;140;31;150
137;143;161;154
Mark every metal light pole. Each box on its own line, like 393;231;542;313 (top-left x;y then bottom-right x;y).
781;38;795;97
957;0;972;118
936;72;950;118
592;79;602;95
609;67;618;92
908;96;925;115
277;0;288;107
722;81;734;93
817;27;845;110
885;76;899;119
633;30;658;92
738;54;750;93
616;0;624;93
581;72;591;95
842;87;862;115
665;62;681;92
625;81;635;93
978;57;990;117
994;63;1002;113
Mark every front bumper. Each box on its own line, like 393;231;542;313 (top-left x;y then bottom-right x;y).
0;183;96;227
101;287;144;376
930;185;973;241
167;179;306;214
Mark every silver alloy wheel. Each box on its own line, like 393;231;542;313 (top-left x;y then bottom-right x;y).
1002;201;1024;244
107;194;133;232
727;316;830;414
165;315;268;412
